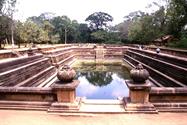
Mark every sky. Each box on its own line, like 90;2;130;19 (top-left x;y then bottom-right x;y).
14;0;155;25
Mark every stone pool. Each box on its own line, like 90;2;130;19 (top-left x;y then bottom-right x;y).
72;62;131;99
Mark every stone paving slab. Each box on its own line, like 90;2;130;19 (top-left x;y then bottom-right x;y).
79;104;125;113
0;110;187;125
79;99;125;113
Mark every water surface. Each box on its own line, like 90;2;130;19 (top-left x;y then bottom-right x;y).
73;63;131;99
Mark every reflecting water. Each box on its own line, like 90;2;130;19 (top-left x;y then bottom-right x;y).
73;63;131;99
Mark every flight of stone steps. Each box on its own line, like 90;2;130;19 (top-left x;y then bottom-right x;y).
0;54;57;88
95;46;105;63
124;48;187;87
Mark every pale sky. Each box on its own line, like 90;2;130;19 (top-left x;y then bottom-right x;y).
14;0;155;25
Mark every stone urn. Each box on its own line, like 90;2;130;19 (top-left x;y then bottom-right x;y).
57;65;76;83
130;64;149;83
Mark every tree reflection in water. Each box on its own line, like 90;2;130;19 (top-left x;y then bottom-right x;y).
75;64;131;87
76;71;113;87
73;63;131;99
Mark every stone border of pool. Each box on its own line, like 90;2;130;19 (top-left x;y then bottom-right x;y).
0;84;187;113
0;44;187;114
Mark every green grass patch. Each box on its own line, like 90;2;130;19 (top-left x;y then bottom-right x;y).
168;38;187;49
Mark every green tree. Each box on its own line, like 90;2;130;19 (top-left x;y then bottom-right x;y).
27;12;55;26
85;12;113;31
15;21;49;45
14;21;24;47
0;0;16;48
0;15;12;48
90;30;108;43
165;0;187;38
77;23;91;42
115;21;131;42
125;6;168;44
42;20;55;43
124;11;146;22
51;16;80;43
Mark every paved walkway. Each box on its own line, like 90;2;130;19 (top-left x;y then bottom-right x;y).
0;110;187;125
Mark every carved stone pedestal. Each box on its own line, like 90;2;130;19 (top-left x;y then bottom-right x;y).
124;80;157;113
48;80;81;112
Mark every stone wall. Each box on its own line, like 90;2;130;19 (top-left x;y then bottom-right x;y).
42;45;129;67
150;87;187;103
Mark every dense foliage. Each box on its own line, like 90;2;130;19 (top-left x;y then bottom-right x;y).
0;0;16;48
0;0;187;49
124;0;187;48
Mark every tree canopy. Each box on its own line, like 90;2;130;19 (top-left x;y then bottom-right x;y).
114;0;187;47
0;0;187;49
85;12;113;31
0;0;16;48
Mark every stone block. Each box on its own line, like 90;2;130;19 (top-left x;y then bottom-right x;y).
51;80;79;103
49;80;81;112
124;80;157;113
127;81;151;103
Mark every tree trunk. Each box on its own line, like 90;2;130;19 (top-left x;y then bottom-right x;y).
65;28;67;44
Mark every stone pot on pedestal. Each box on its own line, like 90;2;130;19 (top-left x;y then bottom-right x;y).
125;64;157;113
130;63;150;83
57;65;76;83
49;65;81;112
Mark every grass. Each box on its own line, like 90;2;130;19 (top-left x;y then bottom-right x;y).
167;38;187;49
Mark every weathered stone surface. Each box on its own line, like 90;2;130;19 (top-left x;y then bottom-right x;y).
146;46;187;58
124;52;186;87
48;97;82;112
150;87;187;102
130;48;187;68
126;80;151;103
0;54;43;73
52;80;79;103
124;80;157;113
49;80;81;112
127;50;187;86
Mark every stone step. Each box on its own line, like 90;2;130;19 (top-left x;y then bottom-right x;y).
146;46;187;58
124;55;185;87
57;55;75;67
31;67;56;87
130;48;187;69
0;57;50;77
37;72;57;88
82;99;124;105
0;100;51;110
0;61;50;83
0;58;52;87
126;50;187;86
153;102;187;112
14;66;56;87
0;54;43;73
0;58;52;86
11;50;22;57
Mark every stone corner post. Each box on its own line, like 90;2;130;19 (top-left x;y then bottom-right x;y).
124;64;157;113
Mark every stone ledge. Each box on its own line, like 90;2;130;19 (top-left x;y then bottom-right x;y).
151;87;187;94
51;80;79;90
48;97;82;112
126;80;151;91
0;87;52;93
